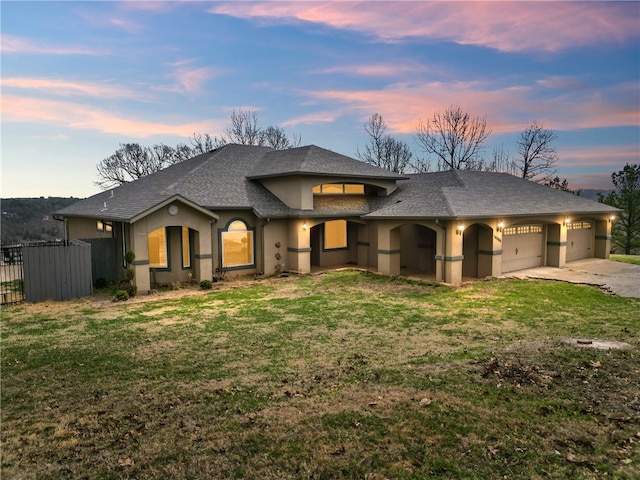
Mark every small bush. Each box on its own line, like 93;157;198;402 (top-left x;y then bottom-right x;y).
126;269;135;281
126;285;137;298
113;290;129;302
94;278;108;289
200;279;213;290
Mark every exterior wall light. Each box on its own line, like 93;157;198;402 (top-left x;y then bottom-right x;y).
609;215;616;223
497;221;504;233
564;217;571;226
302;221;308;231
456;224;465;235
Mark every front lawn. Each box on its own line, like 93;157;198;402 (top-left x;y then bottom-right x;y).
2;271;639;479
610;254;640;265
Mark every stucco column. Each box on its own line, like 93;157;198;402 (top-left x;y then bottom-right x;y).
130;221;151;294
287;219;311;274
195;225;214;282
356;223;370;268
444;222;464;284
477;224;502;278
594;218;612;259
377;222;400;276
547;222;567;268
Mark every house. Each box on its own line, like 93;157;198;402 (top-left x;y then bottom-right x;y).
55;144;619;292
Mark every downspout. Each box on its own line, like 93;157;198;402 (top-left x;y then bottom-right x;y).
260;218;270;275
434;219;446;283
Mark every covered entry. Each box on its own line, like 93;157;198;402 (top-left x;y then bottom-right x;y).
567;222;593;261
502;225;544;273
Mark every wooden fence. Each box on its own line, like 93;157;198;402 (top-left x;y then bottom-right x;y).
22;241;92;302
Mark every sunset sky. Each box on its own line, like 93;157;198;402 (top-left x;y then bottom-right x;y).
2;1;639;198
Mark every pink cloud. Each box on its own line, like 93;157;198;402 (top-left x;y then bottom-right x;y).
2;94;221;138
300;79;639;135
159;60;220;95
281;111;340;127
316;63;427;77
208;1;638;53
0;34;106;55
559;145;639;168
1;77;140;99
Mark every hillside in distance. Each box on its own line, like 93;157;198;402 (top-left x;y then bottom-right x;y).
1;197;80;244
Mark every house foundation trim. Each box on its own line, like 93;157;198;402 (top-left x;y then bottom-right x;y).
595;235;612;240
444;255;464;261
547;241;567;247
288;247;312;253
195;253;213;259
478;249;503;256
133;259;150;265
378;249;401;255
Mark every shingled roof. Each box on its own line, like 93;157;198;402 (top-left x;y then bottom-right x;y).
366;170;618;219
248;145;408;180
57;144;617;222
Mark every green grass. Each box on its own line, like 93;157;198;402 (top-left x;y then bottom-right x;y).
2;271;639;479
611;254;640;265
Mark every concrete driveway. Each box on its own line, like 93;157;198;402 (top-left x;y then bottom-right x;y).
501;258;640;298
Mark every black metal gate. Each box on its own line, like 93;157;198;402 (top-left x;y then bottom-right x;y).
1;241;65;305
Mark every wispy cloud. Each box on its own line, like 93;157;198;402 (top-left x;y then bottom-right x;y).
301;78;639;135
209;1;639;53
315;63;427;78
158;60;220;95
2;94;220;138
281;111;340;127
0;34;107;55
1;77;140;99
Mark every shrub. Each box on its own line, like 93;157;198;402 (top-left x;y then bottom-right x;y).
126;285;137;298
126;269;135;281
113;290;129;302
94;278;108;289
199;279;213;290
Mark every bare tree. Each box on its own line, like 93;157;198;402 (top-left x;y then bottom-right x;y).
264;125;302;150
415;105;491;171
96;143;167;189
223;109;264;145
515;121;558;182
189;132;221;155
357;113;413;173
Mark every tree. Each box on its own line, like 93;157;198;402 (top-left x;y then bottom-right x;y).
544;176;580;195
95;110;302;189
356;113;413;173
599;164;640;254
515;121;558;182
414;105;490;171
96;143;167;189
216;109;302;149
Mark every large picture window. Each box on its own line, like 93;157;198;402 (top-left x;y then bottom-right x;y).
324;220;347;250
221;220;254;268
148;227;168;268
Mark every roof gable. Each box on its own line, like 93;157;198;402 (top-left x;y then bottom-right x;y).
248;145;407;180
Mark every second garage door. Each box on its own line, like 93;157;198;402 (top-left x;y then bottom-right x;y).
502;225;544;273
567;222;592;261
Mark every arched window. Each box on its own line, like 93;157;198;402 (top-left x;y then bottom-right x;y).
221;219;255;268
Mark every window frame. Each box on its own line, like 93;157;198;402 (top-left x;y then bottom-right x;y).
323;219;348;251
219;218;256;270
181;226;191;269
148;227;170;271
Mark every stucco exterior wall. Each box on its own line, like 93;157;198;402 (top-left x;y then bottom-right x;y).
68;217;114;240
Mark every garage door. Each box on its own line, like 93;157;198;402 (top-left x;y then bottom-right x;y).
502;225;544;273
567;222;592;261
